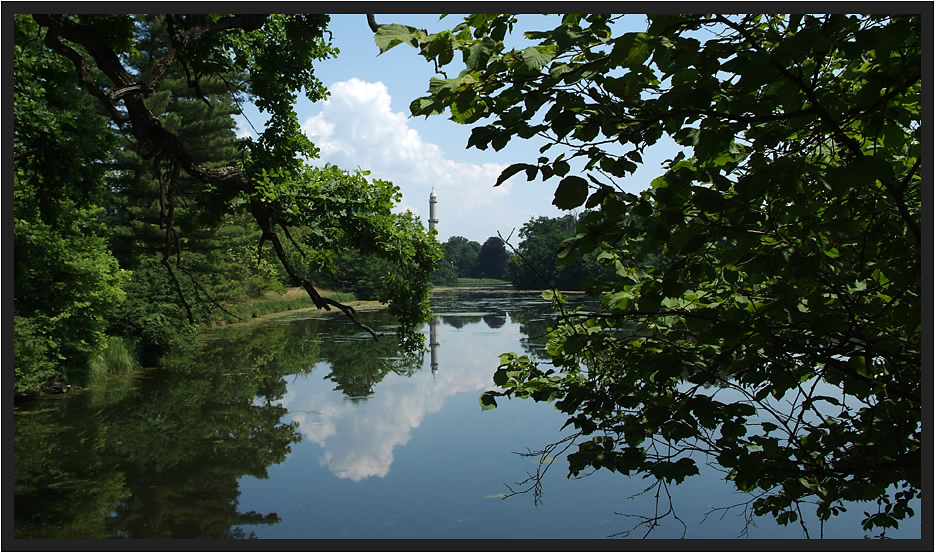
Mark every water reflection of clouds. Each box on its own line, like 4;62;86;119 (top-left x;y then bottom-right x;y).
281;323;514;482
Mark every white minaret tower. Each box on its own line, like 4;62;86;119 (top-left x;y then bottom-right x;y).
428;186;438;233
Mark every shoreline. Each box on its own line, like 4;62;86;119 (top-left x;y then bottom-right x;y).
210;285;588;330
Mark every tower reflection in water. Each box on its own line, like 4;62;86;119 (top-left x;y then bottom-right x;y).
430;316;440;380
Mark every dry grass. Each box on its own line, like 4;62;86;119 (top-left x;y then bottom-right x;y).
209;287;386;328
260;287;340;301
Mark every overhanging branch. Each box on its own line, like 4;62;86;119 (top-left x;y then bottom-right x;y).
31;13;387;336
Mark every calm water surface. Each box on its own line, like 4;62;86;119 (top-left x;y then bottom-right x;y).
12;289;921;539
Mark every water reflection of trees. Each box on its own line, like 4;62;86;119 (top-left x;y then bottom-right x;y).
14;295;593;538
509;309;556;360
13;315;332;539
439;315;484;329
482;313;507;329
315;316;422;399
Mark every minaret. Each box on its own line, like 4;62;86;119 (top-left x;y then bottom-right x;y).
428;187;438;233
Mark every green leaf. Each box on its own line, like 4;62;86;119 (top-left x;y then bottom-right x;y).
552;176;589;209
410;96;446;118
521;46;554;70
465;37;497;70
692;186;725;213
479;391;499;411
496;163;535;186
549;109;577;139
467;125;497;150
375;24;422;53
610;32;652;68
553;159;571;177
564;334;588;355
585;186;612;208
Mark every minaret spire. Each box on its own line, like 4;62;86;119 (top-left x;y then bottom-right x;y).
428;185;438;233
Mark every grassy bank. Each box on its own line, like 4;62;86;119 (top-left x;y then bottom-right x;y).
88;335;139;385
210;287;372;325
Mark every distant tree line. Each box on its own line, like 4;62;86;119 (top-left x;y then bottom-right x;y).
433;213;636;291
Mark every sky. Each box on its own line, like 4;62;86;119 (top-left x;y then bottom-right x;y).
234;14;680;244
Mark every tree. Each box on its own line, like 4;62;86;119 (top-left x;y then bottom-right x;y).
443;235;482;277
13;14;129;394
24;14;440;356
100;16;288;360
430;259;459;286
327;247;395;301
377;13;921;536
508;214;583;290
475;236;511;279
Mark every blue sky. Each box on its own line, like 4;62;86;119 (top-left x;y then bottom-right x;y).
235;14;680;244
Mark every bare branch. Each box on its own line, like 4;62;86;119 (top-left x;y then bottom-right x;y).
610;479;687;539
175;258;243;322
162;258;195;324
143;14;268;93
253;204;384;339
279;222;307;259
36;20;129;124
502;432;582;506
366;14;383;33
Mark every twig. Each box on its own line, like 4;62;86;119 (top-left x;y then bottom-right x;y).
497;230;568;320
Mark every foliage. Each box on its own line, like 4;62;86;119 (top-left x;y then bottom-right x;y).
14;215;130;385
24;13;440;366
506;215;581;290
431;260;460;286
447;236;483;276
13;319;310;538
99;23;290;358
475;236;511;280
88;336;140;385
13;317;61;397
12;15;117;221
379;13;921;535
13;14;129;392
324;248;395;301
433;235;493;285
108;259;201;367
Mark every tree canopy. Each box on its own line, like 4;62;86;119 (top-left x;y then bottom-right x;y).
475;236;511;279
378;13;922;536
14;14;441;394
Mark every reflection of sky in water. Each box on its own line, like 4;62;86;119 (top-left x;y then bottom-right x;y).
281;315;522;482
236;293;922;539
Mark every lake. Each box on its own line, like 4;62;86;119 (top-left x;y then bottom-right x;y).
12;288;921;540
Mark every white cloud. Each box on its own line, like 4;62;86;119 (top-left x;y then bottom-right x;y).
280;318;509;482
301;78;535;242
234;116;254;139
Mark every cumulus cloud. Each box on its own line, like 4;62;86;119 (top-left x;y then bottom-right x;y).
281;319;506;482
301;78;531;241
